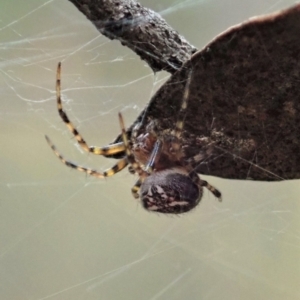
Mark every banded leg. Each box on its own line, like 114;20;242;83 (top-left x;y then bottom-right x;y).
189;171;222;201
200;179;222;201
173;69;193;139
45;135;128;178
131;179;142;199
118;112;146;177
56;62;126;156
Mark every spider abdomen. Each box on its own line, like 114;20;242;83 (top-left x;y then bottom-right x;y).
140;168;201;214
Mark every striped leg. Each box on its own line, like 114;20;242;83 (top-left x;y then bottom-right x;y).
45;135;128;178
174;69;193;139
118;113;146;177
56;62;126;156
189;171;222;201
131;179;142;199
200;179;222;201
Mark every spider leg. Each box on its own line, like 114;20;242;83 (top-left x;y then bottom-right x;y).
168;69;193;158
174;69;192;139
186;152;222;201
189;171;222;201
118;112;146;177
56;62;126;156
131;179;142;199
128;165;136;174
186;153;206;167
45;135;128;178
200;180;222;201
119;112;154;199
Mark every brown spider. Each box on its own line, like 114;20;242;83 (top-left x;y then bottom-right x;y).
45;63;221;214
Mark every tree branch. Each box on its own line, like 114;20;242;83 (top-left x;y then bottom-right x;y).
67;0;197;73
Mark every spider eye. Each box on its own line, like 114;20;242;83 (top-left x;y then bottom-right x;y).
140;169;201;214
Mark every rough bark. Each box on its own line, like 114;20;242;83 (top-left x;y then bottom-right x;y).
67;0;197;73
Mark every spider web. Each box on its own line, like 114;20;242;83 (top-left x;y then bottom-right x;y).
0;0;299;299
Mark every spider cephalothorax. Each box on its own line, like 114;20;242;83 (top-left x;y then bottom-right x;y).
46;63;221;214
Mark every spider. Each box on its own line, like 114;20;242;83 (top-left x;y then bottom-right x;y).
45;62;221;214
